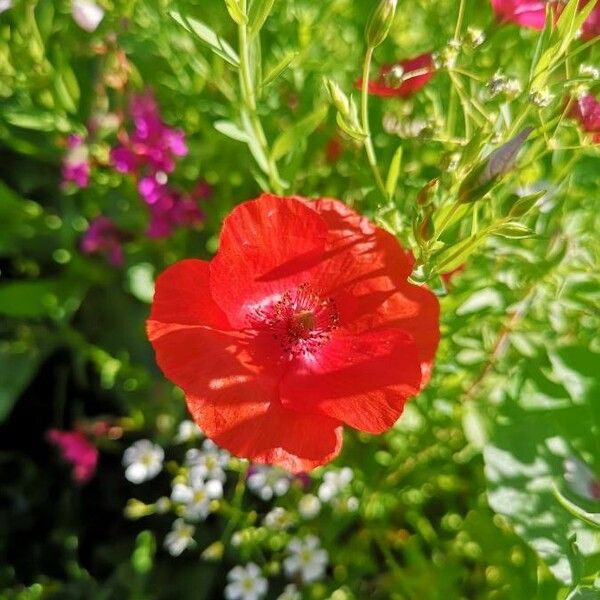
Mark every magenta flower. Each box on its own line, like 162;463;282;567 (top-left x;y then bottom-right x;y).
146;188;204;239
47;429;99;484
580;0;600;39
62;134;91;188
110;90;188;175
81;216;125;266
490;0;551;29
570;93;600;143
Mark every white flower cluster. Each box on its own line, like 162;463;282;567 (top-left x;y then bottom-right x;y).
225;535;328;600
247;465;292;501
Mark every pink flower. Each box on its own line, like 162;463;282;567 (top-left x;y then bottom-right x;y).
47;429;99;484
110;90;188;175
491;0;600;34
570;93;600;143
490;0;550;29
356;53;434;98
580;0;600;39
81;216;125;266
62;135;90;188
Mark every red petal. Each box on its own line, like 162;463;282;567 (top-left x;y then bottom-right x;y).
355;53;434;98
147;259;230;340
209;194;329;328
281;329;421;433
148;323;340;472
300;198;439;381
344;279;440;384
187;395;343;473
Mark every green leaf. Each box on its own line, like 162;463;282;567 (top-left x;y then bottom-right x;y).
248;0;276;38
261;51;298;88
0;278;86;319
385;146;403;199
508;190;545;218
483;347;600;585
566;586;600;600
0;338;56;422
493;222;535;239
224;0;247;25
433;232;488;274
271;105;328;162
214;120;249;142
169;11;240;67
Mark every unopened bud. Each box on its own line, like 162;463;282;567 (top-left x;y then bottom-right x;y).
417;213;435;242
417;179;439;206
325;78;350;117
458;127;533;203
201;541;224;561
365;0;398;49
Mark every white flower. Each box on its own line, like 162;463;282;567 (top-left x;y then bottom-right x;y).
186;439;229;483
276;584;301;600
72;0;104;32
564;457;600;501
171;477;223;521
298;494;321;520
164;519;196;556
174;419;202;444
225;563;268;600
263;507;293;530
123;439;164;483
284;535;328;583
247;466;291;501
318;467;353;502
0;0;12;14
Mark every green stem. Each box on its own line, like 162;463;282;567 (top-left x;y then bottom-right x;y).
360;46;388;200
453;0;467;40
237;0;283;194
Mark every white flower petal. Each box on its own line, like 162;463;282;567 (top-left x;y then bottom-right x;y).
72;0;104;32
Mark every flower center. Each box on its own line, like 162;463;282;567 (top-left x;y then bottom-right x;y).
250;283;339;360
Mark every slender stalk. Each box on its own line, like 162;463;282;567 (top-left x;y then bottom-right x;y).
360;46;388;199
453;0;467;40
237;0;283;194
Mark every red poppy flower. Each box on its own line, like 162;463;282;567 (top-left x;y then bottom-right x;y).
147;195;439;472
355;53;434;98
570;93;600;143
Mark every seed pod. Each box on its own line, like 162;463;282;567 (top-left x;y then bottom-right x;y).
458;127;533;204
365;0;398;49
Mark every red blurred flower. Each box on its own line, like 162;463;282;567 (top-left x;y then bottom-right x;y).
570;93;600;143
47;429;99;484
147;195;439;472
355;53;434;98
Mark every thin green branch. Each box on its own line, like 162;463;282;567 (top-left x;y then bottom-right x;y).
360;46;388;200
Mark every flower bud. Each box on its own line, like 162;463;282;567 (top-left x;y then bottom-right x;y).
417;179;439;206
458;127;533;204
201;541;224;561
365;0;398;49
325;78;350;117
